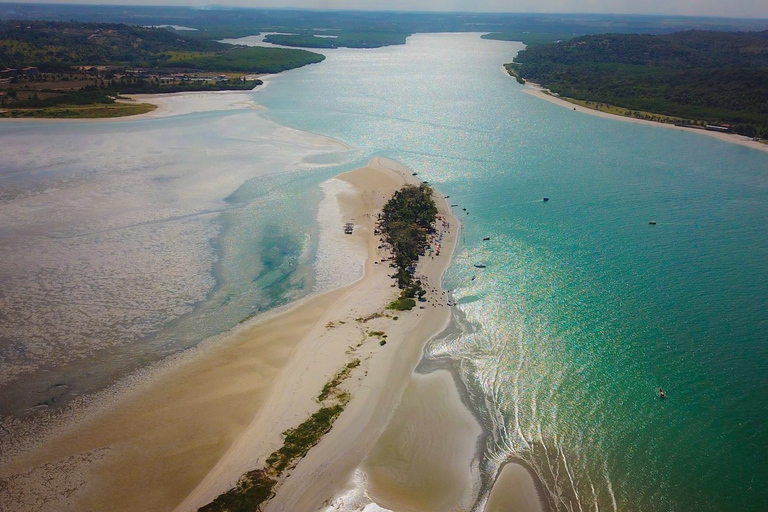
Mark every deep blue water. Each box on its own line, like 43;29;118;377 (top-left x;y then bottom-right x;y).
254;33;768;512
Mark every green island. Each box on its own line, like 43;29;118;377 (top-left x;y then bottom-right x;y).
507;30;768;139
0;21;324;118
199;359;360;512
379;184;438;311
263;31;408;49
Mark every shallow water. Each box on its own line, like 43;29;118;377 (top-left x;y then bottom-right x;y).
0;103;351;427
256;33;768;512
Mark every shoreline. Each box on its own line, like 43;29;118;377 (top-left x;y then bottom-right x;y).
180;157;464;512
0;157;468;512
0;88;264;124
522;82;768;154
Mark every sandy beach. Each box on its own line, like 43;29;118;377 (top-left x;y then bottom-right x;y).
522;82;768;154
0;157;477;512
179;157;465;512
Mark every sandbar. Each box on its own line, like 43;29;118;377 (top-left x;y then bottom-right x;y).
0;156;462;512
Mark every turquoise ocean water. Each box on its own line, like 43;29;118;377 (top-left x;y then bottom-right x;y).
253;34;768;512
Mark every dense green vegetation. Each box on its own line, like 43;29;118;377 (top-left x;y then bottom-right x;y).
264;404;345;473
510;31;768;137
379;184;438;310
0;21;324;117
166;46;324;73
264;31;408;49
107;77;262;94
9;86;112;107
0;21;220;69
0;21;325;72
387;297;417;311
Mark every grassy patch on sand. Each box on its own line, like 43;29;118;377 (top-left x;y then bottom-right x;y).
199;359;361;512
318;359;360;402
0;102;156;118
387;297;416;311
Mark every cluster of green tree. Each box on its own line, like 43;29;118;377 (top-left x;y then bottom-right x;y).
0;21;221;69
167;46;324;73
106;77;262;94
0;21;324;73
511;31;768;138
264;31;408;49
9;86;113;108
380;184;438;311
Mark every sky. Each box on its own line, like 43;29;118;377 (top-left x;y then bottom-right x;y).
3;0;768;18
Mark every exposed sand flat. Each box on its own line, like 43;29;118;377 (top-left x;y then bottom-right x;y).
0;157;460;512
485;463;544;512
361;370;482;512
180;157;461;512
0;285;351;511
523;82;768;154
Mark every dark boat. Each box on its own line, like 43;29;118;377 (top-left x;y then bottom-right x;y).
649;220;657;225
543;197;549;202
445;195;450;198
474;264;486;269
483;237;490;241
658;388;666;399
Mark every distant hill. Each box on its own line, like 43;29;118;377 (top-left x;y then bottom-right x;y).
510;31;768;137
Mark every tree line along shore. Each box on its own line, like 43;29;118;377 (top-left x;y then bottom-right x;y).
505;30;768;140
0;21;324;118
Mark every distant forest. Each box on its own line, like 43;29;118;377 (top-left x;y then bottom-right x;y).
2;4;768;48
510;31;768;138
0;21;323;72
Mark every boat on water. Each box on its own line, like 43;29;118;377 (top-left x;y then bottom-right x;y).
474;264;486;269
543;197;549;202
483;237;490;241
658;388;666;399
649;220;657;225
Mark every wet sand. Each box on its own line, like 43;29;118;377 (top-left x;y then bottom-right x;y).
485;463;544;512
0;157;465;512
362;370;483;512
